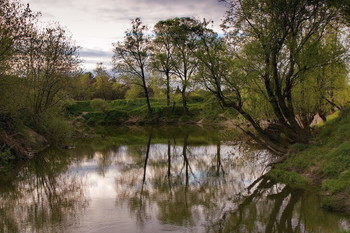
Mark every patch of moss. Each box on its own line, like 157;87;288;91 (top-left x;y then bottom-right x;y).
267;169;311;189
321;196;346;212
322;170;350;194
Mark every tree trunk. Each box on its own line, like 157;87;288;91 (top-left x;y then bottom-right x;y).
141;76;152;114
181;86;189;113
166;71;170;106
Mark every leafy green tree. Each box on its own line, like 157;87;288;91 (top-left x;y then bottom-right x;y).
110;79;128;99
125;85;144;100
154;17;202;113
326;0;350;22
217;0;345;148
292;29;349;125
113;18;152;114
0;0;38;75
19;24;80;116
0;0;38;126
93;63;113;100
152;20;176;106
194;27;287;153
70;72;94;100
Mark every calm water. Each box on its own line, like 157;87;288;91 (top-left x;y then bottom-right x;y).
0;126;349;233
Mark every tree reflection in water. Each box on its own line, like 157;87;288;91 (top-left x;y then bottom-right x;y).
114;131;271;230
112;129;350;233
1;126;349;233
0;150;88;233
207;177;350;233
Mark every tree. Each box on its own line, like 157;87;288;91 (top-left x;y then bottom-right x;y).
292;28;349;125
0;0;38;75
19;24;80;116
155;17;202;113
0;0;38;126
195;26;289;154
113;18;152;114
93;63;113;100
216;0;345;149
152;20;176;106
326;0;350;22
70;72;94;100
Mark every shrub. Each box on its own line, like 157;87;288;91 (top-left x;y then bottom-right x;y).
90;99;109;113
35;111;73;146
0;145;14;165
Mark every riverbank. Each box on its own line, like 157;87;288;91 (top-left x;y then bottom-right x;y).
67;98;238;126
3;98;350;216
268;106;350;214
0;126;49;164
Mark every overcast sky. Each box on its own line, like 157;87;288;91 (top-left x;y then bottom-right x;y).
24;0;227;72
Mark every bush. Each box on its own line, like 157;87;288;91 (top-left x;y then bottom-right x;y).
35;111;73;146
90;99;109;113
0;145;14;165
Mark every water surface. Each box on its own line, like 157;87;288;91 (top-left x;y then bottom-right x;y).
0;126;349;233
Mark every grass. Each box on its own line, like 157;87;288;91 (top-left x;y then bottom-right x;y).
268;106;350;213
67;97;237;125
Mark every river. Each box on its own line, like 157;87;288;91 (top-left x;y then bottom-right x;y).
0;126;349;233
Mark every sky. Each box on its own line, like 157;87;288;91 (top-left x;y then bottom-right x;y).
24;0;228;72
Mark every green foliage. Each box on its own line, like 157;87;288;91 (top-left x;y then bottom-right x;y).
93;64;113;100
0;145;14;165
322;171;350;194
321;196;346;212
271;106;350;212
67;101;94;115
0;75;26;128
34;111;73;146
268;169;311;189
0;1;80;158
321;142;350;176
68;92;238;125
125;85;144;100
69;73;94;100
90;98;109;113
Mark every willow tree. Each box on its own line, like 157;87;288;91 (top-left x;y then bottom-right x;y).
113;18;152;114
195;26;291;154
218;0;345;146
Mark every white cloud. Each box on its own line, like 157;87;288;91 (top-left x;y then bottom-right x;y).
24;0;227;72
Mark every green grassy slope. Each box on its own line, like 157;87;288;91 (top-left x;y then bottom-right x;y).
269;107;350;213
67;97;237;125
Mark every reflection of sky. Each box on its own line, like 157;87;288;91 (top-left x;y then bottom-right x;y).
61;142;350;233
3;139;350;233
63;143;273;232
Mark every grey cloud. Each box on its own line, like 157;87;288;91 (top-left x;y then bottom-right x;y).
26;0;74;8
26;0;227;71
80;48;113;58
88;0;226;25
